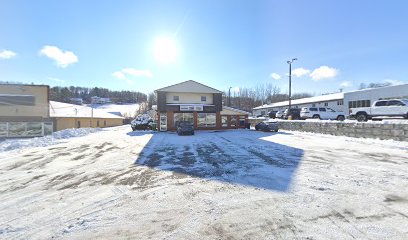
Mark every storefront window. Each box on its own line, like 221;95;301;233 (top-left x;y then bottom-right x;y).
230;116;237;127
44;122;53;135
221;116;228;127
174;113;194;127
9;122;26;137
198;113;216;127
239;116;246;127
26;122;42;136
0;123;7;137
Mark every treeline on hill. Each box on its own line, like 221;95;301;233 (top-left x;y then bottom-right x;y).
221;84;313;112
49;86;147;104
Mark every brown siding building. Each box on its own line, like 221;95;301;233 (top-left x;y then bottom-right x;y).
155;80;249;131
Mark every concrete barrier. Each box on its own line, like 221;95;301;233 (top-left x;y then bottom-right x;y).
248;118;408;141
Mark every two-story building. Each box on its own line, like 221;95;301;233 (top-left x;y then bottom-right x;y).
0;84;53;137
155;80;249;131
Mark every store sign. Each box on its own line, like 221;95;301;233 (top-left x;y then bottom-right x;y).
180;105;204;111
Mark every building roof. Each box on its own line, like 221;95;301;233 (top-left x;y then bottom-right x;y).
222;106;251;115
155;80;222;94
50;101;123;119
253;92;344;110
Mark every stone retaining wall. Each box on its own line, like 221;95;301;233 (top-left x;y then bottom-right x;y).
248;119;408;141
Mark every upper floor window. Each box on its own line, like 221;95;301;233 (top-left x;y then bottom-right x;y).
173;96;179;101
337;100;344;105
324;102;329;106
201;96;206;102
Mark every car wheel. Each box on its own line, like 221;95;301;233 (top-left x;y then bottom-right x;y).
337;115;345;121
312;114;320;119
356;113;368;122
255;126;259;131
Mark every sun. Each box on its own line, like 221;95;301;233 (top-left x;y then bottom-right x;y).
153;36;178;64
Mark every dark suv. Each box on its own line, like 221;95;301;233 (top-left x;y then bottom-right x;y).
176;121;194;136
283;108;301;120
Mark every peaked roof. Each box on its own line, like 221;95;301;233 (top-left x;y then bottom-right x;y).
50;101;123;119
155;80;222;94
253;92;344;110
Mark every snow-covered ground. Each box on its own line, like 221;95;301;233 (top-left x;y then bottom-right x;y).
0;126;407;239
0;128;102;153
88;103;140;117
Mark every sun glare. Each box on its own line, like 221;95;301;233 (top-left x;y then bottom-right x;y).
153;36;178;64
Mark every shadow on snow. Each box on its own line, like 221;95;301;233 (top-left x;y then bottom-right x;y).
132;129;304;192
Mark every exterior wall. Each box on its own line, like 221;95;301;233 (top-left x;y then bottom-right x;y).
54;117;123;131
166;92;213;104
247;119;408;141
0;84;49;119
344;84;408;115
277;121;408;142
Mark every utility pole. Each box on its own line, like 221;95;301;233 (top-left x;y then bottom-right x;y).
228;87;232;107
287;58;297;110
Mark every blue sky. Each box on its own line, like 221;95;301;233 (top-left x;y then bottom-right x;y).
1;0;407;95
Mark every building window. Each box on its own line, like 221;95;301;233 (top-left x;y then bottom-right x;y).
239;116;246;127
97;120;100;127
173;96;179;101
324;102;329;106
77;121;81;128
198;113;216;127
230;116;237;127
174;113;194;128
104;120;106;127
337;100;343;105
0;94;35;106
221;116;228;127
348;100;371;108
201;96;206;102
312;104;316;107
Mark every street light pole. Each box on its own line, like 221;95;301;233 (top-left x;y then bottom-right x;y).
287;58;297;110
228;87;232;107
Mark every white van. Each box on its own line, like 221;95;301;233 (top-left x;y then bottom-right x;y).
300;107;345;121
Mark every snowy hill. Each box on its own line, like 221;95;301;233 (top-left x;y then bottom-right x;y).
87;103;140;118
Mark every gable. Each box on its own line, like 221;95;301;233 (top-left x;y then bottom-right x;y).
155;80;222;94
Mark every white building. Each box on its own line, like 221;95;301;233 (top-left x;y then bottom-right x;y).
253;84;408;117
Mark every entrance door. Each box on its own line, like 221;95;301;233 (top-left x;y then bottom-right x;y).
160;113;167;131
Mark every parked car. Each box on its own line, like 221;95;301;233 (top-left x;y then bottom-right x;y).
177;121;194;135
350;99;408;122
255;121;279;132
283;108;301;120
300;107;345;121
268;110;277;119
131;114;153;131
275;109;286;119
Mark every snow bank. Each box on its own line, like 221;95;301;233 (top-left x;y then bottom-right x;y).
0;128;102;152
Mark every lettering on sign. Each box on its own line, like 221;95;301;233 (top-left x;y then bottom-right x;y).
180;105;204;111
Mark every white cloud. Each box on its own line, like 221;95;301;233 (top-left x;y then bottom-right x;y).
292;67;310;77
0;50;17;59
112;68;153;85
270;73;281;80
340;81;352;88
48;77;65;83
39;45;78;68
384;79;405;86
310;66;338;81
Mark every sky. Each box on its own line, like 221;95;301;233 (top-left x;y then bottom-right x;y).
1;0;408;96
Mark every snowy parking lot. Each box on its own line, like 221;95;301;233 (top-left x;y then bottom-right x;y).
0;126;408;239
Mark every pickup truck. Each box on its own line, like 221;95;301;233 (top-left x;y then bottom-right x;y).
349;99;408;122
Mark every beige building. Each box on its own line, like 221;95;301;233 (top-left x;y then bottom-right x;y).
50;101;123;131
0;84;53;137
